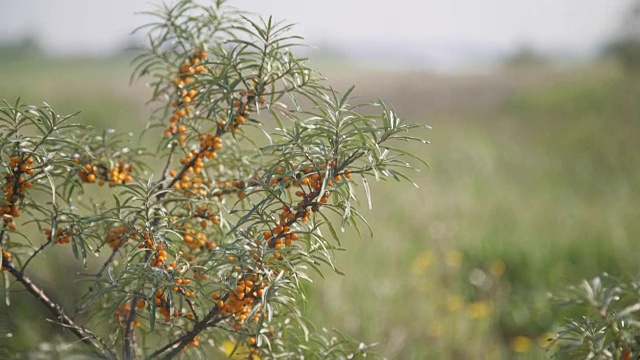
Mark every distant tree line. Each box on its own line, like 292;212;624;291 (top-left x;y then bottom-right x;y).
604;1;640;72
0;36;41;61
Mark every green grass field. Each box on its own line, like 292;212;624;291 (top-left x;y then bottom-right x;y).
1;54;639;358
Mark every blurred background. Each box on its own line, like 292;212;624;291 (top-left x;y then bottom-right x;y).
1;0;640;358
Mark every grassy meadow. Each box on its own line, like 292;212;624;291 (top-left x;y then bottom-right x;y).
1;53;639;359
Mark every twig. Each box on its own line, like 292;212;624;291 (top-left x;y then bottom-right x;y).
19;241;49;274
123;296;139;360
75;235;129;318
2;256;115;359
158;145;176;186
80;235;127;300
148;306;223;359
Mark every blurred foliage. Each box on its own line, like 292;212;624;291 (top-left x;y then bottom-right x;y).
551;274;640;359
305;63;640;358
604;39;640;72
0;37;42;62
603;1;640;72
503;45;547;68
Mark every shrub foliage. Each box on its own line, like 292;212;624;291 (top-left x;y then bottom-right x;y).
0;1;425;358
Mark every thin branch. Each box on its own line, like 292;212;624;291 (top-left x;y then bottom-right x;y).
2;257;115;359
19;241;50;274
76;234;129;317
123;296;139;360
159;144;176;186
122;249;157;358
149;306;224;359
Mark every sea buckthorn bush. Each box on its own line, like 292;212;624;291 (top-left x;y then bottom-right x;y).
551;274;640;359
0;1;425;358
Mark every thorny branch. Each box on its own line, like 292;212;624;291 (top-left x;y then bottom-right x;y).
148;306;225;359
2;257;115;359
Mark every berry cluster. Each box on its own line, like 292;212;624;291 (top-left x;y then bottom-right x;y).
172;152;208;197
212;178;249;200
166;54;268;204
152;283;194;323
2;156;35;229
44;228;73;245
76;160;134;186
261;163;353;258
170;159;254;201
171;275;196;299
179;222;217;251
113;302;141;329
212;273;265;329
105;225;134;249
198;133;223;159
138;241;176;270
191;204;219;230
165;49;208;144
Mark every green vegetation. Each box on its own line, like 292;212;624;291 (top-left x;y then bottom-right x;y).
1;51;638;358
0;2;428;357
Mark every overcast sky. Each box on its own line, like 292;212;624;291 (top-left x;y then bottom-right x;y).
0;0;634;66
